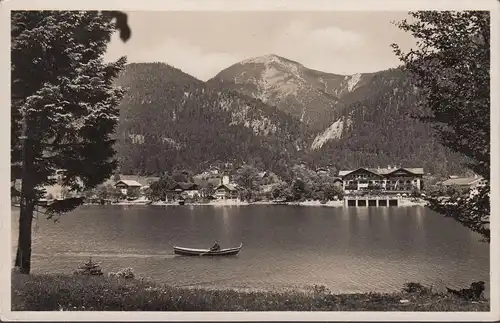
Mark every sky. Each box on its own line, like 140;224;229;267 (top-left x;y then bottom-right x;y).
103;11;418;81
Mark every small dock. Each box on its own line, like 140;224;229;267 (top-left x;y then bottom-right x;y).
344;196;400;207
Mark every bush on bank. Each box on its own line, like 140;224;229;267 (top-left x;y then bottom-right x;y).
12;273;489;312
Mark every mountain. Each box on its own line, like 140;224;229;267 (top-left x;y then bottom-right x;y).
114;58;468;178
308;68;468;176
114;62;310;177
208;54;374;131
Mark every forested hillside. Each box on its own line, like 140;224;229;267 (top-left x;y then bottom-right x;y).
310;69;468;176
113;61;468;178
114;63;310;176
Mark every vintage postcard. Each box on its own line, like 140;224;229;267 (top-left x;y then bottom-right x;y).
1;0;499;321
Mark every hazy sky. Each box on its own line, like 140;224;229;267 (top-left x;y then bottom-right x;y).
104;11;417;80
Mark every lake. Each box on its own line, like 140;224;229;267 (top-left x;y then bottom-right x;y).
11;205;490;295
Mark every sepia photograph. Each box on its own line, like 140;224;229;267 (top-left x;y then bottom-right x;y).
1;0;498;321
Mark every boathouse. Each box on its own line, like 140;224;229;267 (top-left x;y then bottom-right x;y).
339;166;424;193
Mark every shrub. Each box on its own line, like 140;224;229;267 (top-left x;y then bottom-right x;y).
73;257;103;276
115;267;135;279
312;284;331;295
402;282;433;295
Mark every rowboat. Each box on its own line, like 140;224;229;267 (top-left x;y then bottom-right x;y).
173;243;243;256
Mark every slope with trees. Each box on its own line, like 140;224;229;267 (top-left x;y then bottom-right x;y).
113;63;311;178
310;68;469;176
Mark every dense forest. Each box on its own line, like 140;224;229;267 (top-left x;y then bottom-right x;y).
310;69;468;176
113;62;469;179
114;63;310;177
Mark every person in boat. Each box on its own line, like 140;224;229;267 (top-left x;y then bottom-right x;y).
210;240;221;251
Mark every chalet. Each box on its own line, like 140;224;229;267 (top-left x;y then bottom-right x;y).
214;184;240;200
115;180;142;195
167;182;201;200
440;176;484;189
117;175;160;189
339;167;424;193
179;183;201;198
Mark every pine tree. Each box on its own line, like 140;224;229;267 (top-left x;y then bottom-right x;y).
392;11;490;241
11;11;126;273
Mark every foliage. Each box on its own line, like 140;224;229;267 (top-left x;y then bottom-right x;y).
402;282;433;295
87;183;123;201
392;11;490;241
114;63;306;178
126;188;141;199
45;197;86;216
321;181;344;201
142;187;154;200
109;267;135;279
200;183;215;198
73;258;103;276
310;69;468;176
425;184;490;242
234;165;261;201
290;179;308;201
101;11;131;42
271;181;293;201
11;11;126;273
12;273;490;311
149;175;176;201
59;187;70;199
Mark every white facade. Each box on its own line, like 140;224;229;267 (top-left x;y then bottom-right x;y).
184;189;200;198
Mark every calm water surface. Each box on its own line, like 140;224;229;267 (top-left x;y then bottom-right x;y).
11;205;490;294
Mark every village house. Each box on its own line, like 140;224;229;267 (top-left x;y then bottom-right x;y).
210;175;240;200
117;175;160;190
214;184;240;200
172;183;201;198
440;175;484;190
339;166;424;193
115;180;142;196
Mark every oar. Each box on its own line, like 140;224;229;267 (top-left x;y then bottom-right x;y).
199;249;212;256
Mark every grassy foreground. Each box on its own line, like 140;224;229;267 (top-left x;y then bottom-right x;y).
12;273;489;311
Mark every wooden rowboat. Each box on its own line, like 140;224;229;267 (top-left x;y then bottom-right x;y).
173;243;243;256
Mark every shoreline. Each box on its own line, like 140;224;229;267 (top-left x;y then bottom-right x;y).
91;198;428;207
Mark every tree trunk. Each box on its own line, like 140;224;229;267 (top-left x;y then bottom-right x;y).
14;115;36;274
15;197;35;274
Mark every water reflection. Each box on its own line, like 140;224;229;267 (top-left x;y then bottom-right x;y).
11;205;490;294
221;206;231;239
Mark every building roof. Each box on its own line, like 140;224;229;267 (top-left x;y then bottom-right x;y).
119;175;160;186
115;180;142;187
193;176;222;188
339;167;424;177
216;184;238;192
441;177;483;186
181;182;200;190
170;182;200;191
338;170;351;177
